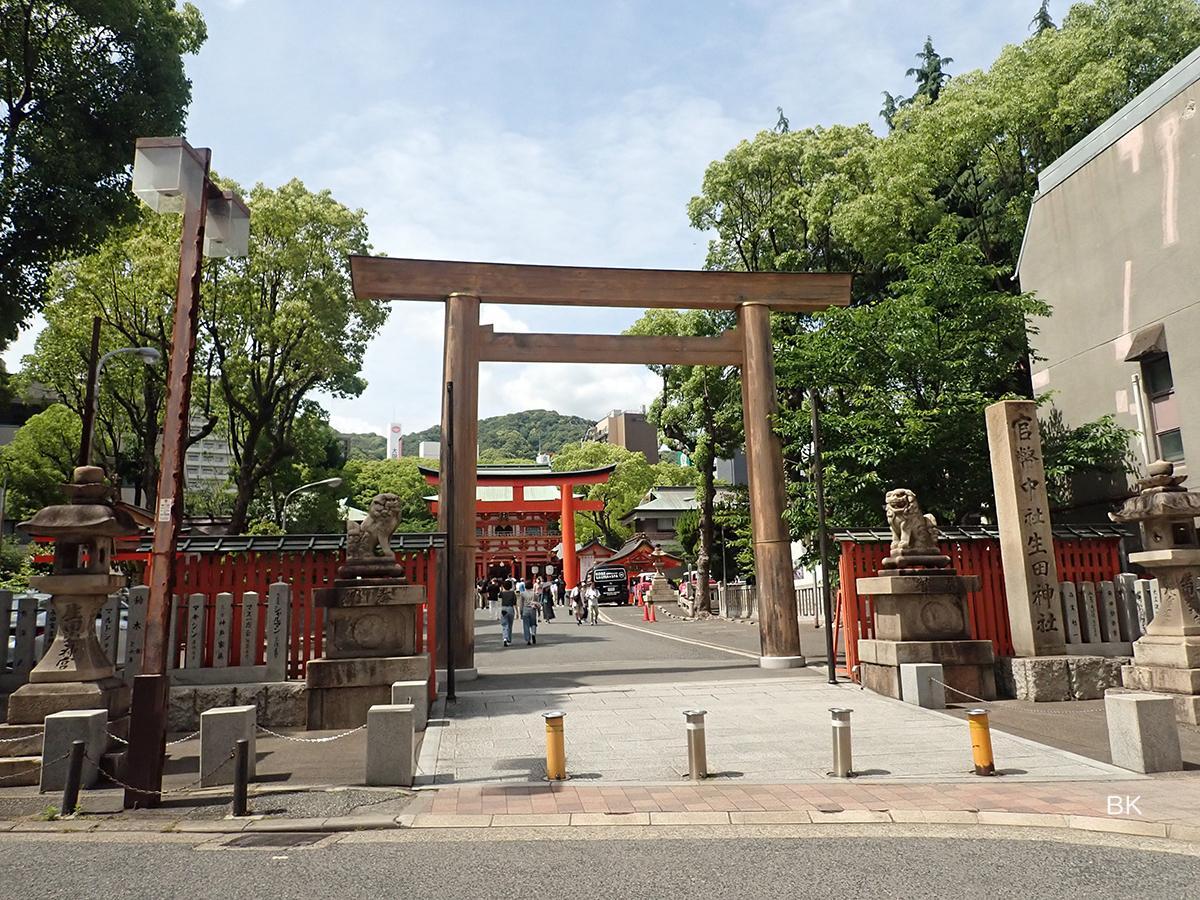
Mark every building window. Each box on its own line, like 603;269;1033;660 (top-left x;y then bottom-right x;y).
494;525;514;537
525;526;543;536
1142;353;1185;462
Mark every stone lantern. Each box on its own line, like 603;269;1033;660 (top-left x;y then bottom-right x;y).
1112;460;1200;723
5;466;139;727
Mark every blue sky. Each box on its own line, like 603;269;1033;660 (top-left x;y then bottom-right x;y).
9;0;1044;436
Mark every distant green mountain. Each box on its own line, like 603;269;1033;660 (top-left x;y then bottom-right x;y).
338;431;388;460
401;409;594;460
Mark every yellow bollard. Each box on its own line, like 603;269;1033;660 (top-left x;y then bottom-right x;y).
967;708;995;776
543;709;567;780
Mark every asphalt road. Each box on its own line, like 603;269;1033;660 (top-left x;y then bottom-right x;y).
2;829;1198;899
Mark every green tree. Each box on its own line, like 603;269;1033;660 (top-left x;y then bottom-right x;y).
905;37;954;103
551;441;696;548
1031;1;1057;33
21;210;218;506
269;403;348;533
0;403;80;520
774;229;1131;555
202;179;388;532
0;1;206;344
626;309;742;614
344;456;437;533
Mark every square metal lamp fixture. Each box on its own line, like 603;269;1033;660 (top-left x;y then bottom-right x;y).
131;137;206;214
204;190;251;258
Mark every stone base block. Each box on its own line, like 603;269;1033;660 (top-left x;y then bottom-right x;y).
0;723;45;758
1122;663;1200;696
1132;635;1200;669
306;655;430;730
862;661;995;702
0;756;40;786
900;663;946;709
40;709;106;793
390;680;429;731
167;682;307;732
1105;690;1182;773
366;703;415;787
997;655;1126;701
5;677;130;726
199;705;256;787
1066;642;1134;659
858;639;994;667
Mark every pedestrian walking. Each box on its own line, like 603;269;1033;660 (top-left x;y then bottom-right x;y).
570;583;583;625
485;577;501;619
541;577;555;621
521;584;540;645
587;583;600;625
499;579;517;646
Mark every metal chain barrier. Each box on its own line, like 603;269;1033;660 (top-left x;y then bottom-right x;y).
83;748;237;798
0;733;40;744
0;751;69;783
256;724;365;743
167;729;201;746
930;677;991;707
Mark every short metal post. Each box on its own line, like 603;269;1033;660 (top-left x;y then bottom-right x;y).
967;708;995;776
684;709;708;780
232;738;249;815
61;740;86;815
830;707;853;777
543;710;566;781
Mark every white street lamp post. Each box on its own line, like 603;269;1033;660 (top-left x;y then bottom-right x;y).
280;477;345;530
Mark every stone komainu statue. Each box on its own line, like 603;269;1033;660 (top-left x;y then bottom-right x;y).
346;493;403;559
885;488;940;556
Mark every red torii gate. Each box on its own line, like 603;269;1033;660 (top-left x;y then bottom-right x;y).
420;463;614;586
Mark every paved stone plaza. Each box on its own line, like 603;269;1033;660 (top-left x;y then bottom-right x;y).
419;675;1135;785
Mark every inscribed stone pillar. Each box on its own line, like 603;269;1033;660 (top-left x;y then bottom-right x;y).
986;400;1067;657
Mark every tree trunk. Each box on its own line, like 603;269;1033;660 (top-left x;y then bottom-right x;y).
696;435;715;616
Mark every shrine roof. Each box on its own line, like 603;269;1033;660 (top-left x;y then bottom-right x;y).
608;535;683;565
419;463;616;486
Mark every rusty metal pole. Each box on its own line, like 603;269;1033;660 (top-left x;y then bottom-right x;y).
124;147;211;809
76;317;102;469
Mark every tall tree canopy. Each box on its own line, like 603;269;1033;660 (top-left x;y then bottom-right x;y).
203;179;388;532
0;1;206;345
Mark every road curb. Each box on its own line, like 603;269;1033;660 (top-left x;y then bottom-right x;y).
2;808;1194;844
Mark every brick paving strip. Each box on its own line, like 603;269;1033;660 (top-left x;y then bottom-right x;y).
3;776;1200;842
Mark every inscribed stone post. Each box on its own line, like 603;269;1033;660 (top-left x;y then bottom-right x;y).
1059;582;1082;644
1115;574;1142;641
213;592;233;668
123;586;148;682
240;591;259;666
265;582;290;681
1135;580;1154;631
9;595;36;683
1097;582;1122;643
1079;582;1102;643
0;591;11;671
99;593;119;663
185;593;205;668
986;400;1066;656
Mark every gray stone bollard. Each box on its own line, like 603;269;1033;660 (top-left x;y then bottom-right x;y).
1105;690;1182;773
391;680;429;732
40;709;106;793
899;663;946;709
366;703;416;787
200;705;256;787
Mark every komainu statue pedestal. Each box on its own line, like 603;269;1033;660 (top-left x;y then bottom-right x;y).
856;489;996;701
305;494;431;729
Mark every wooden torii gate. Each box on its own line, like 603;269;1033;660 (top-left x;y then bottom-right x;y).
350;257;852;674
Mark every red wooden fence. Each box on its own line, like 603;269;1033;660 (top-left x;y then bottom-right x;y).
837;532;1123;680
161;549;437;678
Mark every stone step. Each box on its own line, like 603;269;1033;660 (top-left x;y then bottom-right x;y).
0;755;42;786
0;724;43;758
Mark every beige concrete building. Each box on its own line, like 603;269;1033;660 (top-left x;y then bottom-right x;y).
1019;45;1200;513
587;409;658;463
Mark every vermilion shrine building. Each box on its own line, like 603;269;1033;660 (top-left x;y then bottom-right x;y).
420;463;614;585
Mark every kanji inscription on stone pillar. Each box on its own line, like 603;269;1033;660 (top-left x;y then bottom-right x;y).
986;399;1067;657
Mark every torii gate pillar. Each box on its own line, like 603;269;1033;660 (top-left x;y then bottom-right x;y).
740;302;805;667
438;293;480;673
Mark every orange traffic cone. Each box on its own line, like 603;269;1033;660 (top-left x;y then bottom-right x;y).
648;603;657;622
643;602;650;621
